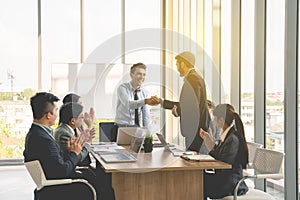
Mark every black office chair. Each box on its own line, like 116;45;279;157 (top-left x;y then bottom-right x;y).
99;122;116;142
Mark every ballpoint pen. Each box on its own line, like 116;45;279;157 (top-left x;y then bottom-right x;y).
182;152;194;156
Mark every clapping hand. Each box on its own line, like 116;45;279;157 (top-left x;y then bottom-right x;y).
84;108;94;129
199;128;215;151
68;134;84;155
87;127;96;143
81;128;95;144
89;108;95;121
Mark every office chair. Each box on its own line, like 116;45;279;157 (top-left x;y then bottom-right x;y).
247;142;263;168
218;148;284;200
99;121;115;142
243;142;263;188
25;160;97;200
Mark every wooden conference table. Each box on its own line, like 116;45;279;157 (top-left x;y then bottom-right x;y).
92;147;231;200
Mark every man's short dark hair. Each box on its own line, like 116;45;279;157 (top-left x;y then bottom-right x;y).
30;92;60;120
62;93;81;104
175;51;195;68
130;63;146;74
59;102;83;124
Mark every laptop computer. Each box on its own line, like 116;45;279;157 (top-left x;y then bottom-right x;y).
100;136;145;163
116;127;146;145
156;133;195;157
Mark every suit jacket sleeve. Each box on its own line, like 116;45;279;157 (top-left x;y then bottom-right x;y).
54;126;89;163
162;100;181;114
209;131;239;165
24;124;79;179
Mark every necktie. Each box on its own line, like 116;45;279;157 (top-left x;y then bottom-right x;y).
74;128;78;137
134;89;140;126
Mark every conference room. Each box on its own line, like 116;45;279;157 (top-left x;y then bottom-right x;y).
0;0;298;199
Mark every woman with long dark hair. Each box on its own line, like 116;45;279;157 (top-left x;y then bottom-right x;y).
200;103;249;199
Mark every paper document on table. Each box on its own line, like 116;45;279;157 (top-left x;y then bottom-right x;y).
92;144;125;155
172;151;196;157
180;154;215;162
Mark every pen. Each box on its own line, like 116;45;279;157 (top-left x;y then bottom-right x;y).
182;152;194;155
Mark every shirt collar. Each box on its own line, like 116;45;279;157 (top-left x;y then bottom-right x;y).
129;82;142;92
219;122;234;142
33;122;54;138
65;124;76;136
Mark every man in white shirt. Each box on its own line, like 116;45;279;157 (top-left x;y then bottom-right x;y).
112;63;159;141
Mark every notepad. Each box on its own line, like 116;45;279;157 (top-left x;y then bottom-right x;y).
180;154;215;162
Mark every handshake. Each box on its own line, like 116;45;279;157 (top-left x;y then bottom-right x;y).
144;96;161;106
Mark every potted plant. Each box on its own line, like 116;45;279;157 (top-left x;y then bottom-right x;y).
143;133;153;153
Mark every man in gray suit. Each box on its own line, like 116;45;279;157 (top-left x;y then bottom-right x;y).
54;102;115;199
54;102;91;166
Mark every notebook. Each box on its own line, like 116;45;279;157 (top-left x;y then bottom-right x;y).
116;127;146;145
180;154;215;162
156;133;195;157
100;136;145;163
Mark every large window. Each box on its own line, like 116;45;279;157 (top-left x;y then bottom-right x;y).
220;0;231;104
0;0;37;159
241;0;255;142
265;0;285;197
0;0;162;160
43;0;81;90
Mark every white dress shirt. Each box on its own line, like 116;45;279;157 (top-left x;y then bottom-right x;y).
115;82;151;127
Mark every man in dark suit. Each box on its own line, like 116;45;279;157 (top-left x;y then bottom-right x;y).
23;92;115;200
160;51;211;152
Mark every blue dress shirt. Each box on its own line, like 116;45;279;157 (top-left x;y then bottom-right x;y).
115;82;151;127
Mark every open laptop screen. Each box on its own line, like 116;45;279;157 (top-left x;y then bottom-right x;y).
117;127;146;145
130;136;145;154
100;135;145;163
116;127;138;145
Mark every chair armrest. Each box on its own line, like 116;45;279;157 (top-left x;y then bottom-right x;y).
76;166;89;170
75;166;96;177
233;176;249;200
71;179;88;184
256;173;283;180
43;179;73;188
233;173;283;200
43;179;96;200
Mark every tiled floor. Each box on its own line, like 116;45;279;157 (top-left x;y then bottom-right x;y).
0;165;35;200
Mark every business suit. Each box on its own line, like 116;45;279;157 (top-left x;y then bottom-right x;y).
204;127;248;199
163;69;211;151
24;123;115;200
24;123;79;179
24;123;92;200
54;123;91;166
54;123;115;200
